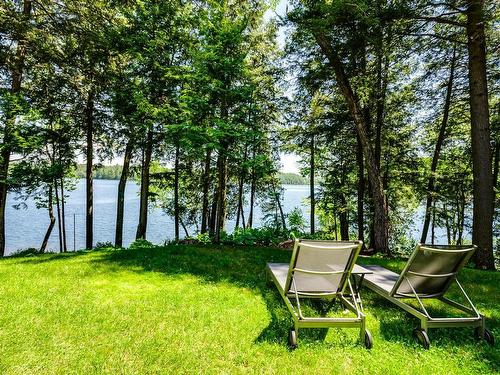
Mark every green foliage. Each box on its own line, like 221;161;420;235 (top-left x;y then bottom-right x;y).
9;248;43;257
196;227;288;246
95;241;116;250
279;172;309;185
288;206;306;233
196;232;212;245
129;238;155;250
75;165;132;180
223;227;285;246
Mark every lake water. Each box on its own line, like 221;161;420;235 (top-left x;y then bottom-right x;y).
4;180;313;255
5;179;456;255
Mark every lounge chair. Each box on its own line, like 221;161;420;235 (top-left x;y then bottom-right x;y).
266;239;372;349
361;243;494;348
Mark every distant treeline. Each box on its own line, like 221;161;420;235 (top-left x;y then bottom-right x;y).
75;165;309;185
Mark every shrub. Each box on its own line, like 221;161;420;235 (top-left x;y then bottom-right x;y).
11;248;42;257
288;207;306;233
222;227;288;246
95;241;115;250
196;232;211;245
129;238;154;249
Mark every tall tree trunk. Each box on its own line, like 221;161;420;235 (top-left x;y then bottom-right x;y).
240;202;246;228
457;189;465;245
333;212;338;241
85;91;95;249
180;217;189;238
374;24;391;171
115;140;133;247
214;150;228;243
310;135;315;234
54;178;63;253
247;146;256;229
493;139;499;189
174;141;180;242
313;32;389;254
201;149;212;234
466;0;495;269
444;203;451;245
340;194;349;241
431;200;436;245
235;146;248;229
274;184;287;231
60;177;67;252
40;185;55;253
208;190;218;237
356;135;365;242
136;131;153;240
247;172;256;229
0;0;32;256
421;47;456;243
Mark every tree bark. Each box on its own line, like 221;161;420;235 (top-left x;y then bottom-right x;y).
493;139;499;190
374;24;391;171
247;168;256;228
421;47;456;243
356;135;365;242
180;217;189;238
310;135;315;234
333;212;338;241
174;141;180;242
313;31;390;254
115;140;133;247
208;190;218;237
40;185;55;253
201;149;212;234
431;200;436;245
247;159;256;228
85;91;95;249
240;202;246;228
466;0;495;269
54;178;63;253
60;177;67;252
0;0;32;256
235;146;248;229
340;195;349;241
136;130;153;240
214;150;228;243
444;203;451;245
274;184;287;231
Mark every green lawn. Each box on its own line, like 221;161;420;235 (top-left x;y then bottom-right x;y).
0;245;498;374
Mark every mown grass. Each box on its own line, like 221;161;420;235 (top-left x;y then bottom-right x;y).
0;244;498;374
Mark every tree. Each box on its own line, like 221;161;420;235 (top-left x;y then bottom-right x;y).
0;0;33;256
466;0;495;269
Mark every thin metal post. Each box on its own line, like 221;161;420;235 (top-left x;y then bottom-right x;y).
73;214;76;251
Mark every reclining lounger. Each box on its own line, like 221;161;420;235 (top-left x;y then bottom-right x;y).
266;239;372;349
362;244;494;348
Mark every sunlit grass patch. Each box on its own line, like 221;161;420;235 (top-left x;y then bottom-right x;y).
0;245;498;374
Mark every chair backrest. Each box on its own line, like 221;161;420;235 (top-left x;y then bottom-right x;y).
390;243;476;298
284;240;362;296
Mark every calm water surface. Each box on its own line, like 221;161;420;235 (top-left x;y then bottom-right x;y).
5;180;457;255
5;180;312;255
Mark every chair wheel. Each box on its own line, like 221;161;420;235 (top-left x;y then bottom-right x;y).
475;327;495;346
413;328;430;349
364;330;373;349
288;328;297;349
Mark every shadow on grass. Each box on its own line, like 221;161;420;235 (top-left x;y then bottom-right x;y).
11;244;500;367
2;249;94;264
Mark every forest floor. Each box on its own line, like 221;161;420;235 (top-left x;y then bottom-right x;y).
0;244;498;374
